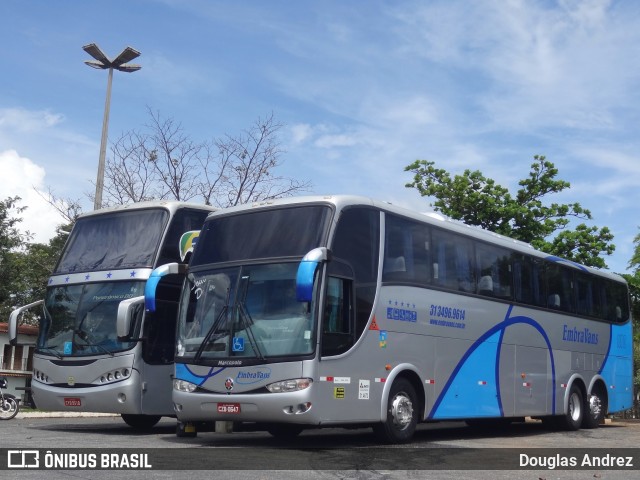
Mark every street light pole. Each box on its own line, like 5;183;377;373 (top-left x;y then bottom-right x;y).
83;43;141;210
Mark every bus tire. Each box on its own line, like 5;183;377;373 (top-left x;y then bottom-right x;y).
373;377;418;444
560;385;584;431
121;414;161;430
582;387;607;429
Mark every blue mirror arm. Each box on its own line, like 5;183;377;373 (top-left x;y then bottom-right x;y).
145;263;186;312
296;247;330;302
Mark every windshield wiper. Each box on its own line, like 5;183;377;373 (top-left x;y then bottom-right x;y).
37;346;62;359
194;288;231;363
237;303;264;360
236;275;264;360
74;330;115;357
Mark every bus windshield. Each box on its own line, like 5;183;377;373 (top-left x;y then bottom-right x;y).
39;281;145;356
177;262;315;360
191;205;331;266
55;209;169;274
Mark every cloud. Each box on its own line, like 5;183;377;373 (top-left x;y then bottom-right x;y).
0;107;64;133
0;150;64;244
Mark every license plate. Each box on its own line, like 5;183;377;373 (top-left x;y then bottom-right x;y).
217;403;240;414
64;397;82;407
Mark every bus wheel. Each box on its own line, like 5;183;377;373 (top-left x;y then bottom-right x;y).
121;414;161;430
373;378;417;444
560;385;584;431
266;424;304;439
582;388;606;429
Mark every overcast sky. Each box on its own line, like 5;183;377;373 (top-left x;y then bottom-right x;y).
1;0;639;273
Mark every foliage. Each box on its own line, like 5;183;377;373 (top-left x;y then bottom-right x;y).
0;196;69;324
0;197;30;321
405;155;614;268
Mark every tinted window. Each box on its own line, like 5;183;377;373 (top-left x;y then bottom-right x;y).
475;244;512;299
157;208;211;266
55;209;169;273
546;264;574;313
192;206;331;265
513;255;546;307
331;207;380;340
605;281;629;323
383;214;431;285
432;229;474;293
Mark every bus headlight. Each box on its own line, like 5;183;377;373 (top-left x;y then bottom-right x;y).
174;379;198;392
266;378;312;393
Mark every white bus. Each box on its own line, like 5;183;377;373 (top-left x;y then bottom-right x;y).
140;195;633;442
9;201;214;428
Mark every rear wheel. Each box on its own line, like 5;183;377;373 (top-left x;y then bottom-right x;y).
560;385;584;431
373;378;418;444
582;388;607;429
121;414;161;430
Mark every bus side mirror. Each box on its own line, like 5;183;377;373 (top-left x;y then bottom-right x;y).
8;300;43;346
117;296;145;339
144;263;187;312
296;247;331;302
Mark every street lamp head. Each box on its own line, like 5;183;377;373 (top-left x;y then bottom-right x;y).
83;43;142;70
84;60;108;70
112;46;141;66
115;63;142;73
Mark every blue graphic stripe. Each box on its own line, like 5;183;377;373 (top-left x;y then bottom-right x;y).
428;305;556;419
175;363;226;386
495;325;507;417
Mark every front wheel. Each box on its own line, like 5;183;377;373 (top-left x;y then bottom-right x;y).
373;378;418;444
121;414;161;430
0;394;19;420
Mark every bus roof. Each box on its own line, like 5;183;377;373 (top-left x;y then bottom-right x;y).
202;194;625;283
78;200;217;219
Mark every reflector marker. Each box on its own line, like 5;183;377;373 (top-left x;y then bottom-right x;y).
374;378;386;383
478;381;487;386
320;376;334;382
522;382;532;387
425;379;435;384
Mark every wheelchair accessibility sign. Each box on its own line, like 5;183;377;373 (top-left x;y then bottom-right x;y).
232;337;244;352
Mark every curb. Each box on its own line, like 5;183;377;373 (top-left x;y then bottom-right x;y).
16;411;119;419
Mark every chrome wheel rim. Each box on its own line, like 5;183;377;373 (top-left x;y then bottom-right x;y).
390;392;413;430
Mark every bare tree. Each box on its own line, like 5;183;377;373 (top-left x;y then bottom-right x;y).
103;109;311;208
104;130;159;205
203;113;311;207
36;187;83;224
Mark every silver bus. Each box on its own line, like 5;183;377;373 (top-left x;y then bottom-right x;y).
9;201;214;428
141;195;633;442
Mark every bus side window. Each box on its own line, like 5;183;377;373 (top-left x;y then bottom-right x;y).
432;229;474;291
546;264;574;313
321;276;354;357
383;214;431;285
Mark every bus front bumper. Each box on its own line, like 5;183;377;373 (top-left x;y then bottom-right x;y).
173;388;319;425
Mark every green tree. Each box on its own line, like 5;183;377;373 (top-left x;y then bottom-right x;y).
0;196;31;321
0;196;69;324
623;231;640;405
405;155;614;268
